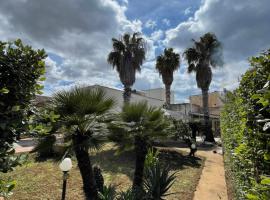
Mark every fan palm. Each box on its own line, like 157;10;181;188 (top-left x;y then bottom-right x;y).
109;101;169;193
156;48;180;106
184;32;223;142
108;32;146;103
52;87;115;200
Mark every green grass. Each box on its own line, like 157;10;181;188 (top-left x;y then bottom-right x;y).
1;144;204;200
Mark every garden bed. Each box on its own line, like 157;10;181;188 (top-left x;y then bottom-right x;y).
2;144;204;200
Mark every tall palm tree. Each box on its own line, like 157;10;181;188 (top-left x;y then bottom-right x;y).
52;87;115;200
156;48;180;106
108;32;146;103
109;101;169;194
184;32;223;142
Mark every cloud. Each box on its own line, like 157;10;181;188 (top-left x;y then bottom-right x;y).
165;0;270;94
162;18;170;26
0;0;143;95
184;7;192;15
145;19;157;29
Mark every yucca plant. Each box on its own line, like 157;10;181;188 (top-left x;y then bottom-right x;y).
109;101;170;192
143;163;176;200
98;185;117;200
117;188;137;200
52;87;115;200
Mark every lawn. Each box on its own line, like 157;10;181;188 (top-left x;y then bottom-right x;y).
2;143;204;200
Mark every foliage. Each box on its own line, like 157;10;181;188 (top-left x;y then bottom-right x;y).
109;101;170;190
221;50;270;199
184;32;223;142
109;101;169;153
143;163;176;200
144;148;159;168
52;86;115;199
171;119;190;140
0;179;16;198
98;185;117;200
108;32;146;102
156;48;180;105
0;39;47;196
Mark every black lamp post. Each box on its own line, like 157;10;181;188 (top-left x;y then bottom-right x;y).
59;158;72;200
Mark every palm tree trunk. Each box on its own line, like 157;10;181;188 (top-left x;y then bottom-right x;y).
165;84;171;106
133;136;148;190
123;85;132;103
201;89;215;142
72;134;98;200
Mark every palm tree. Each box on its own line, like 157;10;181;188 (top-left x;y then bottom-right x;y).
108;32;146;103
52;87;115;200
156;48;180;106
184;32;223;142
109;102;169;193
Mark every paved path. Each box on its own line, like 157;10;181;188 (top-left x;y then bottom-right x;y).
14;138;36;153
178;147;228;200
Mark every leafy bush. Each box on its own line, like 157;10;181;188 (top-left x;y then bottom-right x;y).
0;39;46;196
171;119;190;140
221;50;270;199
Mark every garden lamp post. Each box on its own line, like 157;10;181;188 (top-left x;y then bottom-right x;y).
59;158;72;200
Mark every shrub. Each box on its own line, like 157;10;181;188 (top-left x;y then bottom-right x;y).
221;50;270;199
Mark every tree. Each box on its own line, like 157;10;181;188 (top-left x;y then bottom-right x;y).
52;87;115;200
156;48;180;106
108;32;146;103
0;39;46;197
109;102;169;193
184;33;223;142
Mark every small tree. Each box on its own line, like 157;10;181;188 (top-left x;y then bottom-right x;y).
109;101;169;193
0;39;46;197
52;87;115;200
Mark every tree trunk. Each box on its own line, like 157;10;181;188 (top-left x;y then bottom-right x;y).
72;134;98;200
201;89;215;142
133;136;148;190
123;85;132;103
165;84;171;106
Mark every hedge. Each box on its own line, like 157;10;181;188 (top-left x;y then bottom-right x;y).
221;50;270;200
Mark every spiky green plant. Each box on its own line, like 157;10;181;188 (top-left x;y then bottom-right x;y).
143;163;176;200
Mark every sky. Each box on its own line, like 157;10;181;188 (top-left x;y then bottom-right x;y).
0;0;269;102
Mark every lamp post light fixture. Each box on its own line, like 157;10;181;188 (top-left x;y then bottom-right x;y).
59;158;72;200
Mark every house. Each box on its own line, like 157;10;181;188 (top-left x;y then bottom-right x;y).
34;85;224;134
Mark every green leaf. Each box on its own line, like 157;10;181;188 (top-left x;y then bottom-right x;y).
246;193;259;200
0;88;9;94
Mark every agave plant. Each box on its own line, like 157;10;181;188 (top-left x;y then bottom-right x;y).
143;163;176;200
98;185;117;200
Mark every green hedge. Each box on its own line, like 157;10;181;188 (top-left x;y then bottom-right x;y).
221;50;270;200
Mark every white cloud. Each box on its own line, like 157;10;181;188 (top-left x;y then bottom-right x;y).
145;19;157;29
184;7;192;15
150;30;164;41
165;0;270;95
0;0;144;95
162;18;170;26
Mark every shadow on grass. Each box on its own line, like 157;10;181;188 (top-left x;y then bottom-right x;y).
157;148;202;170
91;146;203;180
